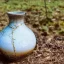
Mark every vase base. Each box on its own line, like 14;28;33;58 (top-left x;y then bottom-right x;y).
0;48;34;63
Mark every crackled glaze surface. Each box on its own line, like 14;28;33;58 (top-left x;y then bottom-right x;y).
0;11;36;57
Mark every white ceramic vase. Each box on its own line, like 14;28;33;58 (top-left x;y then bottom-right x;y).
0;11;36;59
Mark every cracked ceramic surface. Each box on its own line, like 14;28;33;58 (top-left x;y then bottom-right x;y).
0;11;36;58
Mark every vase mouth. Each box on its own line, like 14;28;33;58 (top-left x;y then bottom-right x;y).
7;11;26;16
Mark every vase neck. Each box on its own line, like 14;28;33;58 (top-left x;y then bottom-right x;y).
8;19;24;29
9;15;24;22
7;11;26;28
7;11;25;23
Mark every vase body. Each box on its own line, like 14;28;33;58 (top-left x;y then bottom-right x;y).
0;11;36;59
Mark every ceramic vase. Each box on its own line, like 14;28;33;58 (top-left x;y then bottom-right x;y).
0;11;36;60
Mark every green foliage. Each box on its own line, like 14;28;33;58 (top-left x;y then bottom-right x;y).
0;0;64;35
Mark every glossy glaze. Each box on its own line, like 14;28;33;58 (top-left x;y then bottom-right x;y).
0;11;36;58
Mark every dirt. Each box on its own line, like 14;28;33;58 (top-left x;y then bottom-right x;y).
0;12;64;64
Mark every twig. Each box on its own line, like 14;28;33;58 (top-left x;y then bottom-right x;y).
44;0;48;19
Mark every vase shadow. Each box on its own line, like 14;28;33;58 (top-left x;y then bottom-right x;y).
0;52;31;64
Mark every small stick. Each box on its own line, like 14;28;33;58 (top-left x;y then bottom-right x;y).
44;0;48;19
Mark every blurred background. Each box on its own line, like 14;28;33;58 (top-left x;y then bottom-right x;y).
0;0;64;35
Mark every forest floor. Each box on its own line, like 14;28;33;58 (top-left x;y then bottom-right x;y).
0;0;64;64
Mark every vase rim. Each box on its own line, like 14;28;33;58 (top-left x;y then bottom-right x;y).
7;11;26;16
